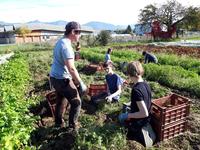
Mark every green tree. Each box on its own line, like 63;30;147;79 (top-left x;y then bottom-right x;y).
139;0;186;33
139;4;158;24
114;29;125;34
97;30;112;46
15;26;31;37
124;25;132;34
180;6;200;31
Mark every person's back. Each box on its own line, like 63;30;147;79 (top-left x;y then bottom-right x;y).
105;53;110;62
130;82;151;115
50;38;73;79
142;51;158;64
105;48;112;63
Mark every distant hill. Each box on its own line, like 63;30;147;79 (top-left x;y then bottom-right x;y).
83;21;131;30
27;20;42;24
27;20;67;27
46;20;68;26
0;21;6;24
0;20;135;31
0;21;12;26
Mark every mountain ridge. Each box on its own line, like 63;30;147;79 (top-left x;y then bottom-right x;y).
0;20;135;31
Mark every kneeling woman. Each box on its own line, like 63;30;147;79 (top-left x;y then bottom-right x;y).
118;61;155;147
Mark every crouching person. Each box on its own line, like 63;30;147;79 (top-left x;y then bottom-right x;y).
118;61;156;147
91;62;124;105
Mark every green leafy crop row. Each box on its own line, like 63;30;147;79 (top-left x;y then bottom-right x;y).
157;53;200;75
81;48;200;98
0;53;37;150
84;47;200;76
144;63;200;97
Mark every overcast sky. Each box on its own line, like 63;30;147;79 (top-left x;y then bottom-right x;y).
0;0;200;25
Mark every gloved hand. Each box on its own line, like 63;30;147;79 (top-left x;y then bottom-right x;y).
118;113;128;124
79;80;87;93
105;95;112;103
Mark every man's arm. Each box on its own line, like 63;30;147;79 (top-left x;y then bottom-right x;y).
106;84;122;101
65;58;81;85
118;100;149;123
128;101;149;119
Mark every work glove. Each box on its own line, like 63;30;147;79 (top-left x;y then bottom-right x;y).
79;81;87;93
118;113;128;124
105;95;112;103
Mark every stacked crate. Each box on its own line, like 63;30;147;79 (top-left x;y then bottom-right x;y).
46;91;69;118
88;84;107;96
89;64;104;72
83;64;104;75
151;93;190;141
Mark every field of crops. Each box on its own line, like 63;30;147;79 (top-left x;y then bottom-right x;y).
113;45;200;58
0;43;200;150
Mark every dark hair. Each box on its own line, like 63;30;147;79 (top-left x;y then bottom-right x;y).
76;42;81;51
138;58;144;63
64;21;81;36
107;48;112;54
142;51;146;56
103;61;113;68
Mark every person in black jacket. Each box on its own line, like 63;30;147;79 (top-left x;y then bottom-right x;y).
142;51;158;64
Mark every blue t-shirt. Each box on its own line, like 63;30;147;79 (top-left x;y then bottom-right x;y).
105;73;124;100
105;53;111;62
50;38;74;79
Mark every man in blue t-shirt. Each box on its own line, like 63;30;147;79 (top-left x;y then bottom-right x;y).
91;63;124;104
49;21;87;130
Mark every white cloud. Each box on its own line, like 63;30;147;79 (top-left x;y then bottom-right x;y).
0;0;199;25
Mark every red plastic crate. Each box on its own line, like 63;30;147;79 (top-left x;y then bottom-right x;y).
46;91;57;117
88;84;107;96
151;93;190;141
89;64;104;71
46;91;70;118
151;93;190;125
151;118;187;141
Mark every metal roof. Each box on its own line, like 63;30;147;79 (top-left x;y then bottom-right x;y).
0;27;4;32
14;23;64;32
4;25;15;32
14;23;94;33
0;25;15;32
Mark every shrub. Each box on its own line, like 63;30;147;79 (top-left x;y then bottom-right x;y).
97;30;112;46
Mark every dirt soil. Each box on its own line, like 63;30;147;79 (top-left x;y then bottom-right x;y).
30;90;200;150
29;44;200;149
113;45;200;58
